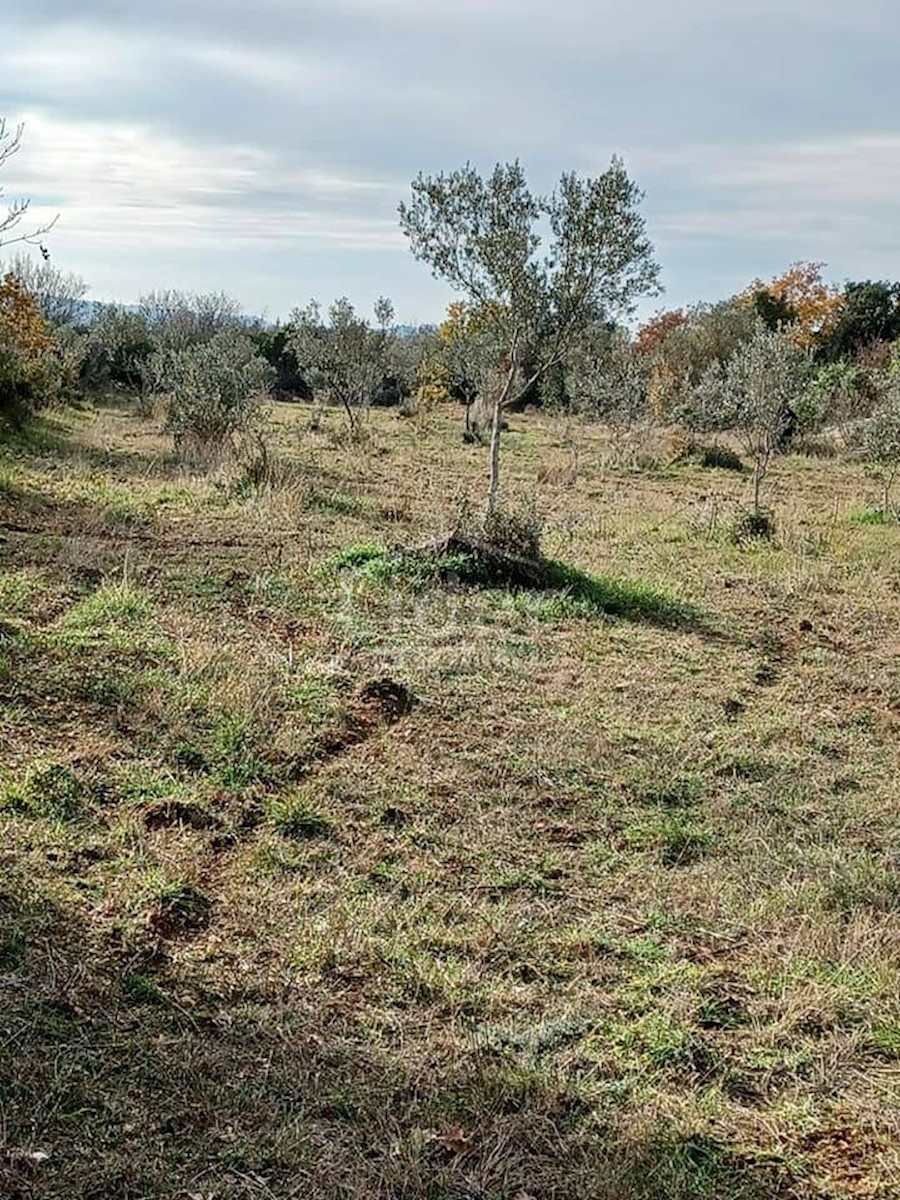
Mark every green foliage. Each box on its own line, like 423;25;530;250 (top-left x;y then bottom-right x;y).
694;324;811;512
289;296;395;429
823;280;900;361
1;763;89;822
863;391;900;512
152;330;274;456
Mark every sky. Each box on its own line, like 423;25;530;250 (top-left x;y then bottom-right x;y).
1;0;898;324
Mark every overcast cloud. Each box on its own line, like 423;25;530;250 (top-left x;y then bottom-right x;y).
1;0;897;321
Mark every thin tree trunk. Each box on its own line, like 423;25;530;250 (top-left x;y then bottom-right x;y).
484;352;520;518
486;393;503;516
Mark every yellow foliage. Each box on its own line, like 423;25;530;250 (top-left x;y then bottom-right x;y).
0;272;63;422
742;261;843;348
0;272;53;359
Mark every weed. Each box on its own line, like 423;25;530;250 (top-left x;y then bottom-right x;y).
270;794;334;840
731;508;776;543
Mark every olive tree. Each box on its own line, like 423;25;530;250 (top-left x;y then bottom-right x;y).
864;389;900;514
150;330;274;457
289;296;395;431
399;159;659;513
694;324;811;514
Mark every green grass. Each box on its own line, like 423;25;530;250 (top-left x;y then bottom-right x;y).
2;401;899;1200
329;541;698;626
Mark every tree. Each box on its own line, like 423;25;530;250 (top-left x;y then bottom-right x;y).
252;323;310;401
399;159;659;513
433;301;498;434
822;281;900;362
0;271;64;427
864;390;900;514
635;308;688;356
138;290;243;351
566;325;650;462
7;253;88;326
694;324;810;515
0;119;56;250
742;262;842;349
151;330;274;457
289;297;395;431
642;298;759;421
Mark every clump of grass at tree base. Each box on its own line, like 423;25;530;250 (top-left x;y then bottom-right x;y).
327;542;696;627
730;508;776;543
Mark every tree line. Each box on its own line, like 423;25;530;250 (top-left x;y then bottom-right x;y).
4;116;900;524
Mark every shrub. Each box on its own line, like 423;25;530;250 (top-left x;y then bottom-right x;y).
152;330;274;458
731;508;776;543
864;391;900;514
0;272;60;428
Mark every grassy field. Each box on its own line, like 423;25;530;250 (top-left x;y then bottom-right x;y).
1;398;899;1199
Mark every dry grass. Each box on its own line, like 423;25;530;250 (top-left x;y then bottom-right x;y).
1;399;899;1199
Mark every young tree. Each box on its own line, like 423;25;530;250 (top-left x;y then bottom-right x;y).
289;297;395;431
864;390;900;514
151;330;274;457
399;159;659;513
0;119;56;250
694;324;810;515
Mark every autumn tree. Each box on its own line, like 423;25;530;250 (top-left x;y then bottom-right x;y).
0;271;58;426
634;308;688;356
399;159;659;514
742;262;842;349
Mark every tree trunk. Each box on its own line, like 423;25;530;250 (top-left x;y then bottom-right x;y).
485;392;503;516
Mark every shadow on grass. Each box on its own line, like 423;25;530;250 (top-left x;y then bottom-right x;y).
0;864;806;1200
327;542;711;634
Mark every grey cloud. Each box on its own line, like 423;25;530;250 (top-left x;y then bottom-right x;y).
2;0;899;318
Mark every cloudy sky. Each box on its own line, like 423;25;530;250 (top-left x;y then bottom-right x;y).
1;0;897;322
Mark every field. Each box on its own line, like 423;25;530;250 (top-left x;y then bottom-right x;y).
1;399;899;1200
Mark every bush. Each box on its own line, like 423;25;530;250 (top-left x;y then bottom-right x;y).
0;272;64;428
730;508;776;543
152;331;274;457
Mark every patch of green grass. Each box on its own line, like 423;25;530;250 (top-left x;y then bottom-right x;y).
305;488;367;516
625;766;705;809
0;763;97;822
848;507;894;526
269;794;334;840
0;928;27;969
624;814;715;867
328;542;698;627
870;1023;900;1060
824;860;900;914
208;713;269;789
0;568;45;614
